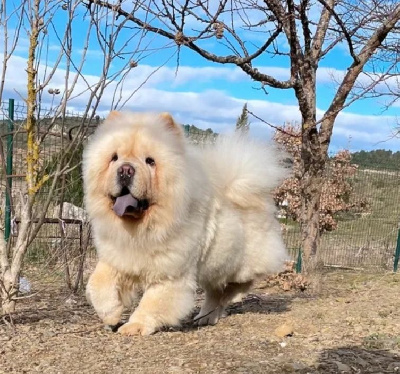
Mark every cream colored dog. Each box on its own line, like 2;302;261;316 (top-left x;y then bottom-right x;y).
83;111;288;336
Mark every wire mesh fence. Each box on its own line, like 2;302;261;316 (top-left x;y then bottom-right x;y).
1;99;400;274
0;99;96;290
283;167;400;271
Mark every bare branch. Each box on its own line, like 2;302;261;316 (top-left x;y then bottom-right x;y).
320;3;400;145
247;109;300;137
85;0;294;89
316;0;359;63
311;0;334;60
300;0;312;54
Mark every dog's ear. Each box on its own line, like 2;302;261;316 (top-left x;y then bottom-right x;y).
105;111;121;121
160;112;183;137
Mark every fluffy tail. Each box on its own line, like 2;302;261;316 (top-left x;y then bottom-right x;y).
204;134;288;208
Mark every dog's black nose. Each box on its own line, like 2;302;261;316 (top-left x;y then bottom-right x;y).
118;163;135;186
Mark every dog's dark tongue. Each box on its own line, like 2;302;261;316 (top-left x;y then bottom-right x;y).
113;194;139;217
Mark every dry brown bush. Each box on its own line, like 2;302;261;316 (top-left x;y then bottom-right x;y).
273;124;368;232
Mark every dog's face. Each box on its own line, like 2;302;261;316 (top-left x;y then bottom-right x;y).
103;127;160;219
83;112;187;225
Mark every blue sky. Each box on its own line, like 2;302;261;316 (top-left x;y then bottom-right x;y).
0;0;399;153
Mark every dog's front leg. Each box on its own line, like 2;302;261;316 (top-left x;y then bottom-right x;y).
118;277;195;336
86;260;125;326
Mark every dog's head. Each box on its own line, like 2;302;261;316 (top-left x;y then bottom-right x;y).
83;111;188;228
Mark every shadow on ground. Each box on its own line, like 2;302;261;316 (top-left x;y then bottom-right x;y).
1;288;296;333
176;291;296;332
298;346;400;373
226;292;296;316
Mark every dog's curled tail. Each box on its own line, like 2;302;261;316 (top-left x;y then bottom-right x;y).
205;134;289;208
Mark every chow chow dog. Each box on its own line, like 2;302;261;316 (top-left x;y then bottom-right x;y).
83;111;288;336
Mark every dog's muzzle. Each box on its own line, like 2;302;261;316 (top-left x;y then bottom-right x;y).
118;163;135;187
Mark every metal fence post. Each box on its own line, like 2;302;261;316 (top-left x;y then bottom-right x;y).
394;227;400;272
295;248;302;273
4;98;14;242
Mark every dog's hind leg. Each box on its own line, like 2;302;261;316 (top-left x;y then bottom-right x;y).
194;287;224;326
195;281;253;326
225;281;253;304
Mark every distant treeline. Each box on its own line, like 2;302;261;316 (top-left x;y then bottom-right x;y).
351;149;400;170
182;124;217;135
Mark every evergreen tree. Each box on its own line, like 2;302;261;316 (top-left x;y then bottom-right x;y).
235;103;249;134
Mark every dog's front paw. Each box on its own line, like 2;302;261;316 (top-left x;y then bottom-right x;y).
101;307;124;326
118;321;156;336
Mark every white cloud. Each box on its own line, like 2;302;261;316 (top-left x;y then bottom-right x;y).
331;111;399;151
0;55;398;151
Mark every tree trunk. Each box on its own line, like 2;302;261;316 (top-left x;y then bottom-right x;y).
0;199;32;314
299;125;327;272
299;171;323;270
0;268;17;315
0;9;40;312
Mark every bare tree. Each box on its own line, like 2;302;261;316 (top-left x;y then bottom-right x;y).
85;0;400;269
0;0;157;314
0;0;25;101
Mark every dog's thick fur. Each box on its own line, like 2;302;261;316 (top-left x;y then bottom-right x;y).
83;111;288;336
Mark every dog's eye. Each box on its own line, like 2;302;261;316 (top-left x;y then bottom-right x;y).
145;157;155;166
111;153;118;162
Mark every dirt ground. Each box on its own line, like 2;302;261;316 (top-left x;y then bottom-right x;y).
1;270;400;374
